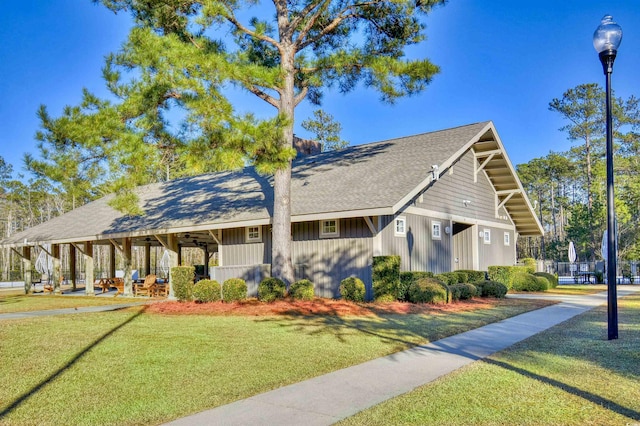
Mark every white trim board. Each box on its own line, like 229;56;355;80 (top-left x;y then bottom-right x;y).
404;206;516;232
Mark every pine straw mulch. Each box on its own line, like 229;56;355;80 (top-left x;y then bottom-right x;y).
145;297;554;317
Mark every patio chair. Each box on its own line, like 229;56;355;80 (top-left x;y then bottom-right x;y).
154;281;169;297
135;274;157;297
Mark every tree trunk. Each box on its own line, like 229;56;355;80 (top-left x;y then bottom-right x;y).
271;48;295;285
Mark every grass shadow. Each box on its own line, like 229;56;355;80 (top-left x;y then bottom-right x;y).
483;357;640;421
0;306;147;419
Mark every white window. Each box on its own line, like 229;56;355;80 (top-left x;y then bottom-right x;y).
245;226;262;243
395;217;406;236
320;219;340;238
504;232;510;246
432;221;442;240
483;229;491;244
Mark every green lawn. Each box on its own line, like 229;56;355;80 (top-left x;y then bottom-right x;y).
0;298;547;425
544;284;608;295
0;294;140;314
340;294;640;425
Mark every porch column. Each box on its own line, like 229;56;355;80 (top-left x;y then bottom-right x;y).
69;244;77;291
22;246;33;294
203;246;209;279
472;225;480;271
144;242;151;276
122;238;133;297
84;242;95;296
109;244;116;278
52;244;62;294
167;234;179;300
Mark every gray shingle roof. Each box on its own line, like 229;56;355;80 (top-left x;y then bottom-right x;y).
3;121;537;246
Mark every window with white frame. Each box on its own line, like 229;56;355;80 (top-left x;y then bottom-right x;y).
432;221;442;240
504;231;510;246
320;219;340;238
395;216;406;236
245;226;262;243
483;229;491;244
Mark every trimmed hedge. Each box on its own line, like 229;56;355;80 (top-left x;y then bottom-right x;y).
372;256;400;301
258;277;287;302
534;272;558;288
474;280;508;298
171;266;195;302
449;283;478;301
193;279;221;303
520;258;537;274
408;277;448;304
340;277;366;302
222;278;247;302
289;279;315;301
487;265;530;290
512;272;548;292
375;293;397;303
435;272;459;285
399;272;434;302
457;270;487;282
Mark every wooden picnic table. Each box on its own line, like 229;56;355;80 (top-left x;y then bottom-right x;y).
97;278;125;294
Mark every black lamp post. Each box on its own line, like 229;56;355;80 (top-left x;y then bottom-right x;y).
593;15;622;340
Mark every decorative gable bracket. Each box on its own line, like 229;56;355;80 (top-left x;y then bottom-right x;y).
495;189;520;218
473;149;502;183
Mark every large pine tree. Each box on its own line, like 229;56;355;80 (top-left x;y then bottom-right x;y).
35;0;446;283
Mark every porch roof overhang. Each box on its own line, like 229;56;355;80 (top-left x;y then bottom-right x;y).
470;126;543;237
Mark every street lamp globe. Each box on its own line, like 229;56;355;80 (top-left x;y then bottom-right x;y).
593;15;623;71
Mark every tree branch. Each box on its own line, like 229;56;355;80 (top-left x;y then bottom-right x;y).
220;3;280;48
297;1;383;50
291;0;329;42
294;87;308;106
248;86;279;108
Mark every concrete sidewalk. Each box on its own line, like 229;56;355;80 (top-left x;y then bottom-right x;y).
165;286;640;426
0;303;145;321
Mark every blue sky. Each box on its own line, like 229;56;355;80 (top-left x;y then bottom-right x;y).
1;1;639;178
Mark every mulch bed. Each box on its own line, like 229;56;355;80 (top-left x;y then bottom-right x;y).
145;297;548;317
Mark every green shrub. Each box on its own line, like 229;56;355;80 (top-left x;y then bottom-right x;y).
289;279;315;301
375;293;397;303
435;272;458;285
408;277;448;304
534;272;558;288
454;271;469;283
475;280;508;298
487;265;529;290
372;256;400;301
457;270;487;282
449;283;478;301
340;277;366;302
536;276;551;291
520;257;537;274
193;279;221;303
171;266;195;302
222;278;247;302
258;277;287;302
399;272;434;302
512;272;547;292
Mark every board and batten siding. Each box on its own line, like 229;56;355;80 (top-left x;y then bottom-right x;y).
221;226;272;266
417;149;512;223
292;218;373;298
220;219;374;298
477;227;515;270
379;214;451;274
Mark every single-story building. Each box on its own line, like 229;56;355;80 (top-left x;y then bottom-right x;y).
0;121;542;298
